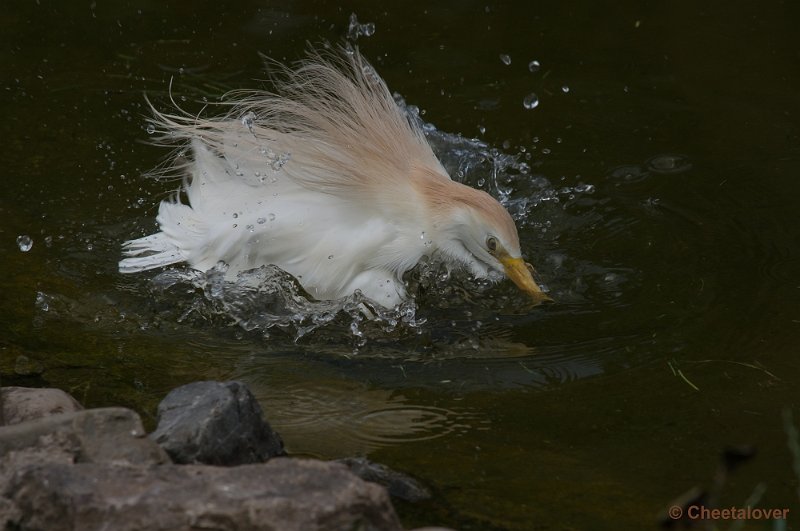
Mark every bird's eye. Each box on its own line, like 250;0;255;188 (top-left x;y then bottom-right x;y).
486;237;498;253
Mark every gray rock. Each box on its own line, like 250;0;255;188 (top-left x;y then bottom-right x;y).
1;458;402;531
0;407;168;465
337;457;431;502
0;407;170;489
1;386;82;426
150;380;284;465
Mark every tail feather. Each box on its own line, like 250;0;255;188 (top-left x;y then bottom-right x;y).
118;248;185;273
119;232;185;273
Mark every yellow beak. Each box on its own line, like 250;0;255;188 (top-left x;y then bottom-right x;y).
500;255;553;305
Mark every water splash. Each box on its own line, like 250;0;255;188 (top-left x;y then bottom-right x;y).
149;263;425;343
394;93;596;219
270;152;291;171
346;13;376;41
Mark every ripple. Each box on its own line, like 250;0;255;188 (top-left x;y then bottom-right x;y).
608;164;650;183
646;154;692;175
258;383;484;455
354;405;467;444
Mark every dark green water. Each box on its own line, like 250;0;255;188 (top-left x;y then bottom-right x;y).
2;1;799;529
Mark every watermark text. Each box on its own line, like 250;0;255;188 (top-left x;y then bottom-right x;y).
669;505;790;521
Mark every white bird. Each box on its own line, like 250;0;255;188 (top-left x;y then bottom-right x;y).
119;46;551;309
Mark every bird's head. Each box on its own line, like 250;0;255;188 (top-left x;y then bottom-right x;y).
419;171;552;305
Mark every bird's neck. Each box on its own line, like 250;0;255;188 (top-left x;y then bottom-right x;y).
411;165;486;229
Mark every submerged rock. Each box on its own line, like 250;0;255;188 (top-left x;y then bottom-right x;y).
337;457;432;502
2;459;402;531
150;380;285;465
1;386;83;426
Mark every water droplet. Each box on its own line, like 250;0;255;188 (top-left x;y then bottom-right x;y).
145;123;155;134
478;125;486;134
241;111;256;131
523;93;539;110
16;235;32;252
499;54;511;66
328;255;334;260
528;60;541;73
246;224;254;232
347;13;376;41
420;231;426;239
268;213;276;221
541;148;551;155
257;217;266;224
35;292;49;312
232;213;238;219
271;152;291;171
561;85;570;93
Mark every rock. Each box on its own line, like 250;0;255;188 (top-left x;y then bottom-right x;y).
0;407;170;520
1;386;82;426
0;407;170;486
0;407;167;463
1;458;403;531
337;457;431;502
150;380;284;465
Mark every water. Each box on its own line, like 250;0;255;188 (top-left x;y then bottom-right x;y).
2;1;800;529
16;235;33;252
523;93;540;110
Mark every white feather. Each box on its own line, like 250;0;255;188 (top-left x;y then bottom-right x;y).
120;47;443;306
119;46;547;307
